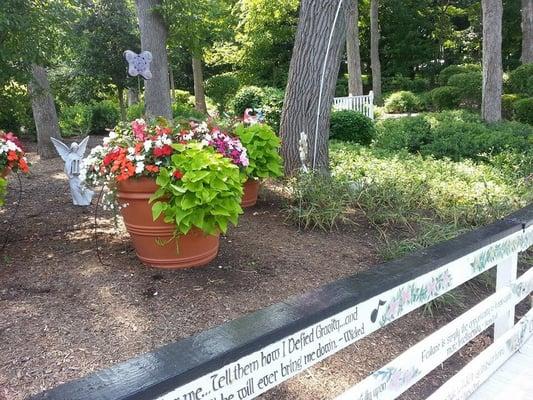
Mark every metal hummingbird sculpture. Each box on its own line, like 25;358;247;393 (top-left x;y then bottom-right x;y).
50;137;94;206
124;50;153;80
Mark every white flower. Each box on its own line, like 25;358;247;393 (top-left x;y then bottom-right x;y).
135;154;145;162
143;140;153;151
135;162;145;174
127;147;135;155
109;131;117;139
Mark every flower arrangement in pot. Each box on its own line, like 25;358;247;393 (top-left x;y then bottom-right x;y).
84;119;247;269
233;123;283;207
0;131;30;206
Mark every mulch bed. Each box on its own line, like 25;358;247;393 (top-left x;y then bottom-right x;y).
0;138;521;400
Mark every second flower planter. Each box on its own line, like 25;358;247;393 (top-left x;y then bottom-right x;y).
241;179;260;208
117;177;219;269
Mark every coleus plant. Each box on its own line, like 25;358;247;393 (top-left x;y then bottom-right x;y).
84;119;247;235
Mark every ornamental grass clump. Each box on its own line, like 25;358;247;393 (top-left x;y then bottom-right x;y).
84;119;248;235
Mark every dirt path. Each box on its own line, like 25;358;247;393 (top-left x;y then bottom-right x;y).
0;140;495;400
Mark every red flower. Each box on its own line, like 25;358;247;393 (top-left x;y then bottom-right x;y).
103;149;120;166
155;126;172;136
173;170;184;180
7;151;18;161
145;165;159;173
153;145;172;157
18;158;29;173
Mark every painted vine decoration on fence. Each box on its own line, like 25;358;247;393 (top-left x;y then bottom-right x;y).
379;270;453;326
471;228;533;274
373;366;421;391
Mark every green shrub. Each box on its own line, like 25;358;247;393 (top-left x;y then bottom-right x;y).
0;83;33;135
174;89;194;106
429;86;461;110
59;104;92;137
261;87;284;133
330;110;375;144
501;94;521;120
127;102;145;120
374;116;432;152
384;91;421;113
234;123;283;179
417;91;433;111
205;72;240;113
410;77;430;93
330;142;526;227
336;74;348;97
172;102;206;121
508;64;533;96
437;64;481;86
447;72;482;108
232;86;265;117
0;176;6;207
284;172;352;231
374;111;533;161
513;97;533;125
89;100;120;134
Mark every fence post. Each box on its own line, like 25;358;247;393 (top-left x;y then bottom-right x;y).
368;91;374;120
494;253;518;338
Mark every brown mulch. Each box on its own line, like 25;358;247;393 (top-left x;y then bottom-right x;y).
0;138;516;400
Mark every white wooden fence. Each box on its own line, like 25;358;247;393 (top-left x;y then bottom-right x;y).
33;207;533;400
333;91;375;119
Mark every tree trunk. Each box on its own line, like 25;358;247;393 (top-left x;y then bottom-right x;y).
134;0;172;120
169;68;176;104
29;65;61;159
370;0;381;101
280;0;348;175
522;0;533;64
192;56;208;114
118;87;127;121
346;0;363;96
127;88;140;106
482;0;503;123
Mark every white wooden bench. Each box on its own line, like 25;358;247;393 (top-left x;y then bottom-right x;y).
31;206;533;400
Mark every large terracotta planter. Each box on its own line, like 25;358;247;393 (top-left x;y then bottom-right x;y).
116;177;219;269
241;179;260;208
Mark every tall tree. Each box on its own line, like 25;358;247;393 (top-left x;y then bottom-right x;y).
280;0;348;175
135;0;172;120
522;0;533;63
77;0;139;122
370;0;381;100
481;0;503;122
191;55;208;113
346;0;363;95
30;65;61;159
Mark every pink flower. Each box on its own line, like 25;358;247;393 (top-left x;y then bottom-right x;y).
401;288;411;303
131;119;147;141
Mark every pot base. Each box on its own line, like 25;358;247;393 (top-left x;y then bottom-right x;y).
241;179;260;208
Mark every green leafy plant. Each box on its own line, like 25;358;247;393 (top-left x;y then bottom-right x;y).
384;91;422;113
329;110;375;144
150;143;244;236
205;72;240;113
231;86;264;116
508;64;533;96
437;64;481;86
90;100;120;134
234;123;283;180
447;72;482;108
501;94;521;120
429;86;461;110
59;103;92;137
0;176;6;206
260;87;284;132
513;97;533;125
127;101;145;120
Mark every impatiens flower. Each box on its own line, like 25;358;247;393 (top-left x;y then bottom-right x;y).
153;145;172;157
173;170;184;180
135;162;145;174
131;119;147;141
145;165;159;173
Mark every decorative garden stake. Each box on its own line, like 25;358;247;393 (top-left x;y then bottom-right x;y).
124;50;153;80
298;131;309;172
51;137;94;206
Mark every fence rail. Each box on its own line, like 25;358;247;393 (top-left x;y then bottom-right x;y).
333;91;374;119
31;205;533;400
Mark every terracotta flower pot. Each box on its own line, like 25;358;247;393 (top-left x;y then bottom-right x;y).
116;177;219;269
0;167;11;178
241;179;260;208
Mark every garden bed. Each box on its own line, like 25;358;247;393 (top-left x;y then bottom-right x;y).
0;140;524;400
